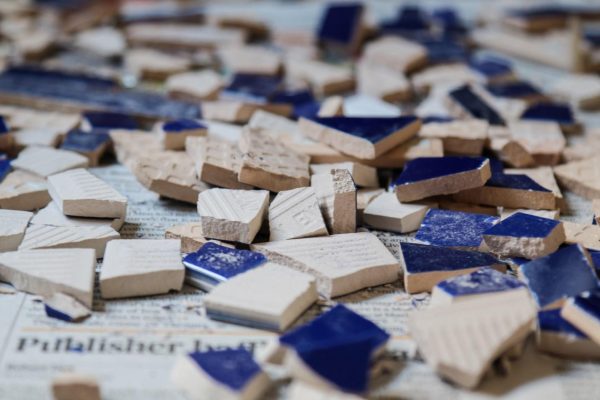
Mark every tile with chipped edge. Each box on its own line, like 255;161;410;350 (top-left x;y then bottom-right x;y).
269;187;328;241
311;169;356;234
0;209;33;251
363;192;432;234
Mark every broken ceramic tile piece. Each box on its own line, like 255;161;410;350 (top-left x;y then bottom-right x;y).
363;192;432;233
394;157;491;202
60;129;111;167
166;70;223;101
31;201;123;231
356;62;411;102
100;239;184;299
197;188;269;244
280;304;389;394
505;120;566;166
182;242;267;291
0;209;33;252
11;147;89;178
415;209;499;250
560;221;600;251
171;349;269;400
18;225;119;257
311;169;356;234
0;170;51;211
269;187;328;241
521;102;576;131
52;373;101;400
44;292;91;323
317;96;344;118
218;45;282;76
310;162;377;188
537;308;600;360
483;212;565;259
554;156;600;200
83;110;138;131
401;243;505;294
500;208;559;221
47;168;127;219
159;119;207;150
549;74;600;110
13;127;62;149
418;119;488;156
561;290;600;346
594;200;600;225
447;84;505;125
285;58;354;96
204;263;317;331
362;36;427;74
317;3;364;53
519;244;598;309
125;48;191;80
505;166;564;210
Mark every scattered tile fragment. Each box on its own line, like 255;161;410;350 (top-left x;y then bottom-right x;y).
549;74;600;110
505;120;566;165
317;3;364;53
166;70;223;101
500;208;559;221
357;62;411;102
285;58;354;96
18;225;119;257
100;239;184;299
125;48;191;80
447;84;504;125
159;119;207;150
269;187;328;241
13;127;62;149
562;221;600;251
317;96;344;117
11;147;89;178
537;309;600;360
44;292;91;323
554;156;600;200
521;102;577;132
60;129;111;167
83;111;138;131
363;192;432;233
52;373;101;400
362;36;427;74
204;263;317;331
311;169;356;234
219;45;282;76
126;24;245;51
505;166;564;209
418;119;488;155
356;188;384;223
0;209;33;252
0;170;50;211
310;162;377;188
561;290;600;345
165;223;211;253
31;202;123;231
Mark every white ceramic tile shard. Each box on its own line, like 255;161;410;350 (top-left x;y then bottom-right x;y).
218;45;282;75
52;373;101;400
562;222;600;251
419;119;489;156
505;121;566;166
285;58;354;95
317;96;344;117
125;48;191;80
197;189;269;244
18;224;119;257
554;156;600;200
550;73;600;110
0;248;95;307
252;232;400;298
356;61;411;102
311;169;356;235
204;263;318;331
409;289;536;389
166;70;223;101
13;127;62;148
11;147;89;178
362;36;427;74
0;209;33;251
269;187;328;241
0;170;51;211
100;239;184;299
363;192;432;233
47;168;127;219
31;202;124;231
44;292;91;322
310;162;378;188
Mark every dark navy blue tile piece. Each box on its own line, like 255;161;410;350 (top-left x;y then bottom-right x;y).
162;119;206;133
317;3;364;46
520;244;599;308
521;102;575;125
44;303;74;322
61;129;110;152
571;289;600;322
280;304;389;393
84;111;138;130
421;116;453;124
271;88;314;106
309;115;419;145
223;74;282;103
0;159;10;182
402;243;502;274
431;8;467;36
421;38;467;64
486;81;543;99
0;116;8;134
5;65;116;88
484;212;560;238
293;101;321;120
189;348;262;391
381;6;430;37
393;156;488;186
486;172;552;192
449;85;505;125
469;56;512;79
120;3;204;24
538;309;586;338
590;250;600;276
415;209;499;248
436;267;523;297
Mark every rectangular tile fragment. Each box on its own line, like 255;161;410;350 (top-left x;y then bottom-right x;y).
311;169;356;234
269;187;328;241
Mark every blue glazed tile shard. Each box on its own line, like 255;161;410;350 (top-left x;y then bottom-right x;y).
486;81;543;99
60;129;110;152
317;3;364;46
569;289;600;323
83;111;138;130
402;243;503;274
223;74;282;103
469;56;512;79
435;267;523;297
44;304;75;322
271;88;314;106
381;6;430;36
484;212;560;238
189;348;262;391
415;209;499;248
431;8;467;36
421;38;467;64
393;156;489;186
520;244;599;309
485;160;552;192
162;119;206;133
0;159;11;182
591;250;600;276
538;309;587;338
449;85;505;125
280;304;389;394
309;115;419;144
0;116;8;134
521;102;575;125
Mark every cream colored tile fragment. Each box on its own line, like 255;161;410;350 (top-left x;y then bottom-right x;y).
285;58;354;95
363;192;431;233
248;110;301;143
11;147;88;178
18;225;119;257
164;223;234;253
419;119;488;155
310;162;378;188
506;121;565;165
408;290;536;389
48;168;127;218
252;232;400;298
202;101;290;124
197;188;269;244
52;373;101;400
362;36;427;74
126;24;246;50
125;48;191;80
218;45;281;75
0;106;80;133
357;61;411;102
100;239;184;299
158;122;207;151
311;169;356;234
0;170;50;211
109;130;163;167
75;26;125;58
317;96;344;117
13;128;62;148
269;187;328;241
550;74;600;110
0;248;95;307
204;263;317;331
411;63;482;93
31;202;123;231
554;156;600;200
562;221;600;251
0;209;33;251
166;70;223;101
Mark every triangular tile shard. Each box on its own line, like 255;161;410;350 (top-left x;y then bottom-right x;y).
519;245;599;309
393;157;491;202
410;289;536;389
311;169;356;234
269;187;328;241
553;156;600;200
0;209;33;251
0;248;95;307
18;224;120;257
0;170;51;211
99;239;184;299
203;263;317;331
182;242;267;291
536;309;600;360
400;243;506;294
280;305;389;394
11;147;89;178
31;201;124;231
52;373;101;400
561;289;600;346
252;232;400;298
44;292;91;323
197;189;269;244
171;349;269;400
298;116;421;160
47;168;127;219
362;191;431;233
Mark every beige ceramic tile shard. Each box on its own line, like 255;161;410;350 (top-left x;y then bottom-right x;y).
363;192;432;233
164;223;234;253
197;188;269;244
0;209;33;251
52;373;101;400
202;100;291;124
47;168;127;219
100;239;184;299
562;221;600;251
269;187;328;241
125;48;191;80
550;74;600;110
311;169;356;234
357;61;411;102
218;45;281;75
166;70;223;101
285;58;354;96
0;106;80;134
317;96;344;117
126;23;246;50
31;201;124;231
419;119;489;156
0;248;95;307
310;162;378;188
506;121;565;165
362;36;427;74
594;200;600;225
0;170;51;211
252;232;400;298
554;156;600;200
186;136;252;190
356;188;384;225
408;290;536;389
109;130;163;167
204;263;318;331
18;224;119;257
500;208;560;220
411;64;483;93
11;147;89;178
158;122;207;151
74;26;125;58
248;110;301;142
238;128;310;192
13;128;62;149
